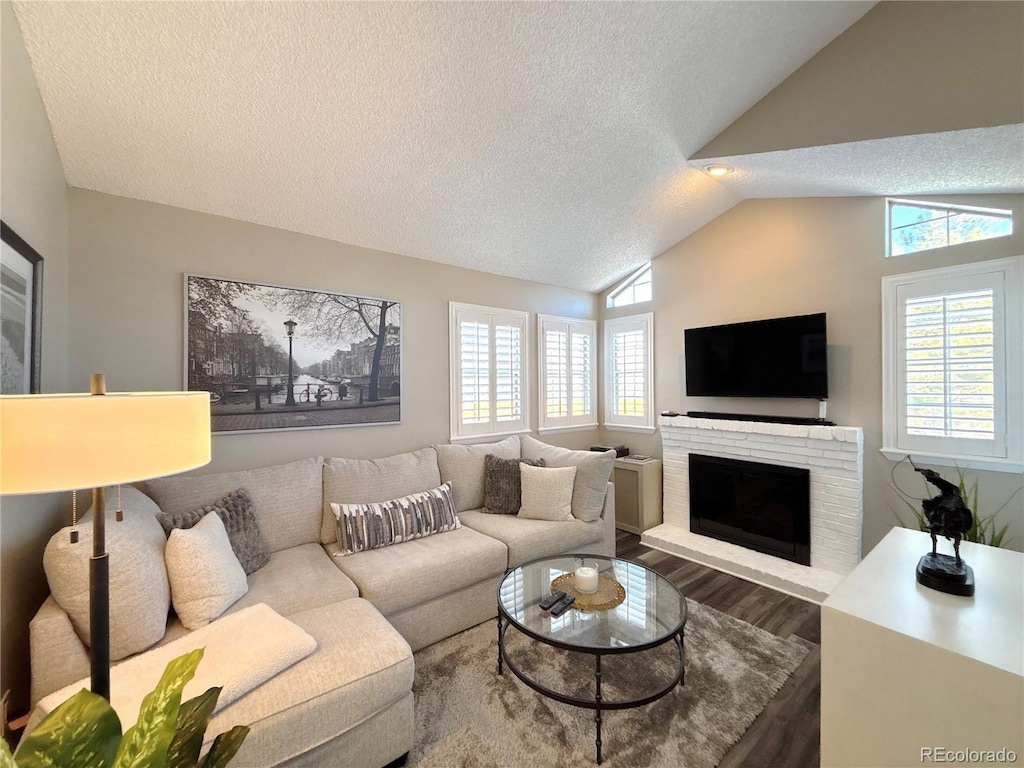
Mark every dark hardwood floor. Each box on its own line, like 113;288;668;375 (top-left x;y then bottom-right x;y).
615;531;821;768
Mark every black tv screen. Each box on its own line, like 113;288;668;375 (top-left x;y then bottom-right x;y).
684;313;828;398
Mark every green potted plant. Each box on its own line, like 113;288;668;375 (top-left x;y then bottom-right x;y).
892;464;1022;548
2;649;248;768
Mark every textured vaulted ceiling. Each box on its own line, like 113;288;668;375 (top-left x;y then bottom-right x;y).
11;1;882;291
13;2;1022;293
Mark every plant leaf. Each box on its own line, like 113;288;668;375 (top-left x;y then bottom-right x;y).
2;734;19;768
198;726;250;768
167;688;221;768
14;689;120;768
114;649;204;768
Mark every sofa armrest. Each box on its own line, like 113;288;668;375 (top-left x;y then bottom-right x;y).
599;481;616;557
30;596;90;707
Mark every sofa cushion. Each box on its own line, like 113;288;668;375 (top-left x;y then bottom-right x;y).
518;464;576;521
436;436;520;513
459;510;604;569
521;436;614;523
327;526;507;616
228;543;359;618
192;599;413;768
43;485;169;661
139;457;324;553
332;482;460;556
483;455;545;515
321;448;442;544
165;513;248;630
157;488;270;575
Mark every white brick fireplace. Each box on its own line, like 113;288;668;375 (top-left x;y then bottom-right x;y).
643;415;864;603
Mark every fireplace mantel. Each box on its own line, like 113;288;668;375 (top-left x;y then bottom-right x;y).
643;415;865;603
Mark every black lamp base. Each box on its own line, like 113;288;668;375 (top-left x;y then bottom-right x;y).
916;552;975;597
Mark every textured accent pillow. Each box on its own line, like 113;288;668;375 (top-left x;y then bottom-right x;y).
165;513;248;630
43;486;170;661
518;464;577;521
483;455;545;514
156;488;270;575
521;436;614;522
331;482;461;556
436;436;521;512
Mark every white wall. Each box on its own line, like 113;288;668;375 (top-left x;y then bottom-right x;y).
67;189;600;470
602;194;1024;556
0;0;70;721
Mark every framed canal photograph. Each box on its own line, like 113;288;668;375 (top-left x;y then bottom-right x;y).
1;221;44;394
185;274;401;434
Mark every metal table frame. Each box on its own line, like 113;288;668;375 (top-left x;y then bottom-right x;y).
496;556;687;764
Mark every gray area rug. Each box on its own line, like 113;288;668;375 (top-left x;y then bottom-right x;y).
408;601;810;768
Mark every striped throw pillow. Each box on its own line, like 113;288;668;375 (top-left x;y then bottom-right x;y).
330;482;461;556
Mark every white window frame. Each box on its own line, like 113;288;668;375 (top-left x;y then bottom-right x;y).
537;314;598;434
449;302;529;442
885;198;1013;258
881;256;1023;473
603;312;655;434
606;263;652;309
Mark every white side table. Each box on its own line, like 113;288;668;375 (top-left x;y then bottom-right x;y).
821;528;1023;767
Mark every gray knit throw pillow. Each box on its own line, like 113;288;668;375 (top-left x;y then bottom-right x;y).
483;455;545;514
156;487;270;575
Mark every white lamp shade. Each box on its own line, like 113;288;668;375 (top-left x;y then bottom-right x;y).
0;391;211;495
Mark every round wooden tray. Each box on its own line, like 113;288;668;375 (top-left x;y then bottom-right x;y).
551;573;625;611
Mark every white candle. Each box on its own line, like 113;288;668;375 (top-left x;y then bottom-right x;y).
575;565;599;594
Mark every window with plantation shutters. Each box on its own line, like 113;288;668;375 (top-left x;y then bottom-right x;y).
450;303;528;440
538;315;597;432
604;313;654;432
882;257;1023;473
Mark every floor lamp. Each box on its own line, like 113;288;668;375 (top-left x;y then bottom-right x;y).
0;374;211;700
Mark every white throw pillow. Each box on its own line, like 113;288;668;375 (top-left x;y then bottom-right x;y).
521;436;614;523
165;513;248;630
43;486;170;660
518;464;577;522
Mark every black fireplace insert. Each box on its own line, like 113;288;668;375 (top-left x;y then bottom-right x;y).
689;453;811;566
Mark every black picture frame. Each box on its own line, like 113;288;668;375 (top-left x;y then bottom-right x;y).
185;273;401;434
1;220;44;394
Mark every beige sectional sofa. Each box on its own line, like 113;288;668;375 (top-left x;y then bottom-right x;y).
28;436;615;768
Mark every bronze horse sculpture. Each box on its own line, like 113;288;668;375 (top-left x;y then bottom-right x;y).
910;458;974;566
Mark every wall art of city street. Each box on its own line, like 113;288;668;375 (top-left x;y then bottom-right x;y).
185;274;401;434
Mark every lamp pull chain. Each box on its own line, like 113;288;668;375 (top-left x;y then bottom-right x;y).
70;489;79;544
116;484;123;522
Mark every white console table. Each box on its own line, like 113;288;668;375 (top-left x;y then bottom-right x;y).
821;528;1023;767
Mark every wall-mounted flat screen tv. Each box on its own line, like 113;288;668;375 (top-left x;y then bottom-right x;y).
684;313;828;398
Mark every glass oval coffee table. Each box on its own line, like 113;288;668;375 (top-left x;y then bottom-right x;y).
496;554;688;764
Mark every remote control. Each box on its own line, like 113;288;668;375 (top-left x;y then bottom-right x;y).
539;591;566;611
549;594;576;617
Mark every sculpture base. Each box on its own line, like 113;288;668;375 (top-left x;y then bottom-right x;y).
916;553;975;597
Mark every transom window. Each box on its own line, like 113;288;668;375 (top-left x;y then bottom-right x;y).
606;264;652;308
887;199;1012;257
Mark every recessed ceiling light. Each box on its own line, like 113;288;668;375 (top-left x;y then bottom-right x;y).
704;164;733;177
